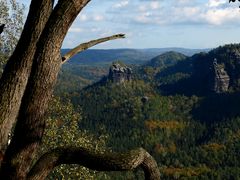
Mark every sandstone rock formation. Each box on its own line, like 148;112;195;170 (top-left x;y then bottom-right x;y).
212;58;230;93
108;62;132;83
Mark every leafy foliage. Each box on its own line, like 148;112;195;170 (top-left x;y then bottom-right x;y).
41;97;109;179
0;0;24;56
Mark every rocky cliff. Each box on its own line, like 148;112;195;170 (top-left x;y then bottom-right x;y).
108;62;132;83
212;58;230;93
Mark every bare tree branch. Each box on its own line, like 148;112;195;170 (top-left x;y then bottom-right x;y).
27;147;160;180
62;34;125;64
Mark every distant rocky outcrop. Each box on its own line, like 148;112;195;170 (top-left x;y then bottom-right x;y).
108;62;132;83
212;58;230;93
154;44;240;95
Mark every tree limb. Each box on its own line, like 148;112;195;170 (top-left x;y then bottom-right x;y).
27;147;160;180
62;34;125;64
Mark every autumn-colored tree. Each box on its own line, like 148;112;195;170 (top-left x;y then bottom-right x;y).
0;0;160;179
42;97;109;179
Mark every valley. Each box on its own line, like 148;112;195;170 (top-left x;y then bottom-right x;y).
49;44;240;179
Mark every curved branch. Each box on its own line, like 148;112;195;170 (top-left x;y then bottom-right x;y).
62;34;125;64
27;147;160;180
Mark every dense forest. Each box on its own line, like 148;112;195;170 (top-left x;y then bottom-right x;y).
1;0;240;179
1;40;240;178
48;44;240;179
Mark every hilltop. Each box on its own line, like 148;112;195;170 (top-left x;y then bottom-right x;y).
61;48;208;65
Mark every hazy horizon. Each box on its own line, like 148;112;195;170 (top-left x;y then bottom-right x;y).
62;46;212;50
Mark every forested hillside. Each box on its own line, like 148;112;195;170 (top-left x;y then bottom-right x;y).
2;0;240;179
53;44;240;179
61;48;208;65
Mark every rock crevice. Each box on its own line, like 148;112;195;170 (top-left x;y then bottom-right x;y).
212;58;230;93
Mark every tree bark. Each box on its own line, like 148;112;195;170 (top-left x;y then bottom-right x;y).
27;147;160;180
0;0;53;157
0;0;91;179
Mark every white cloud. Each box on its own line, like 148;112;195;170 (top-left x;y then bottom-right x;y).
79;14;104;22
128;0;239;26
135;12;153;24
202;7;240;25
114;0;129;8
178;0;193;4
61;0;240;49
170;6;201;23
150;2;160;10
207;0;226;7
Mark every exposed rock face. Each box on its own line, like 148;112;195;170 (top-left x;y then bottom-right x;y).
108;62;132;83
212;58;230;93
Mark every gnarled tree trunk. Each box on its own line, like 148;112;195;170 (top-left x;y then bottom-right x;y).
0;0;53;156
28;147;160;180
0;0;160;179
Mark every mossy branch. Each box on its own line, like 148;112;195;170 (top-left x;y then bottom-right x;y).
27;147;160;180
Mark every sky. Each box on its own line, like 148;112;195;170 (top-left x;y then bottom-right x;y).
21;0;240;49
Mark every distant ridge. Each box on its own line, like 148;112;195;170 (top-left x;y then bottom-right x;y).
145;51;187;68
61;48;210;65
